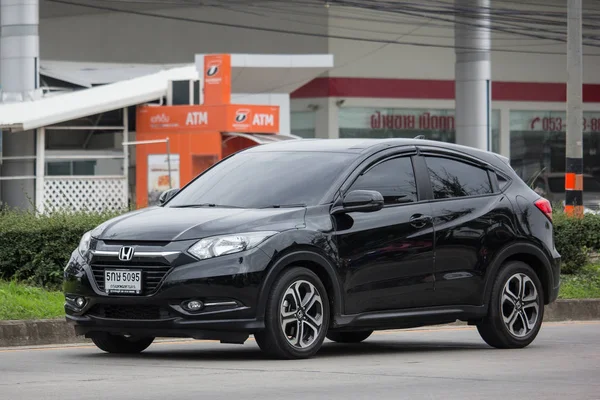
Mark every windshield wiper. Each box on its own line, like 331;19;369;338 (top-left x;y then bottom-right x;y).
171;203;243;209
261;204;306;209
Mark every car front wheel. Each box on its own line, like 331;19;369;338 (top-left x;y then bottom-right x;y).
91;333;155;354
255;267;330;359
477;261;545;349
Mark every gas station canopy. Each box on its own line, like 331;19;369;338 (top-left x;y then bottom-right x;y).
195;53;333;95
0;53;333;132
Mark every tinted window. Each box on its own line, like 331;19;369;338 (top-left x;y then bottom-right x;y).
425;156;492;199
350;157;417;204
167;151;355;209
497;174;510;190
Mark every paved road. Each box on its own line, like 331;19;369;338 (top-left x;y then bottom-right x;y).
1;321;598;400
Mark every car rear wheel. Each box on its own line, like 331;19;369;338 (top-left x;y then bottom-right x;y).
255;267;330;359
477;261;545;349
91;333;155;354
326;330;373;344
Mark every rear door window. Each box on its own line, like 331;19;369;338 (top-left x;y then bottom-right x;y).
424;156;493;199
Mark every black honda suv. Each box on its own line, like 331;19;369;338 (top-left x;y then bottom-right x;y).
64;138;560;359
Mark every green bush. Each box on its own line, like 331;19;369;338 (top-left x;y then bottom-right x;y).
0;209;121;290
553;211;589;274
1;205;599;292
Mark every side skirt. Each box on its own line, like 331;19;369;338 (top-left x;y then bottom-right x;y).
331;305;487;332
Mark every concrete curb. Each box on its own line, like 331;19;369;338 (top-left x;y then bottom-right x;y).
1;299;599;348
543;299;600;322
0;318;90;347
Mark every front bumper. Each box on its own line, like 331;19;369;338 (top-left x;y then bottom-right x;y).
63;244;272;341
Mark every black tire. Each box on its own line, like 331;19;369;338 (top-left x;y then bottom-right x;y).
326;330;373;344
477;261;545;349
91;333;155;354
255;267;330;359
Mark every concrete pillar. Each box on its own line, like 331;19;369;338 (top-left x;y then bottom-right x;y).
0;0;39;210
1;0;40;101
315;98;338;139
454;0;491;151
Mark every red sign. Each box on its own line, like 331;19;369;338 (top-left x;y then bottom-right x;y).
370;111;455;131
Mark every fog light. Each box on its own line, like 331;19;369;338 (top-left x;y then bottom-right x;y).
183;300;204;311
75;297;86;308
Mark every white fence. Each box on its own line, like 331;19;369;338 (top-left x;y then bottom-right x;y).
43;176;128;213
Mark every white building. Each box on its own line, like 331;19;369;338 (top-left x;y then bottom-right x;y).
1;0;599;210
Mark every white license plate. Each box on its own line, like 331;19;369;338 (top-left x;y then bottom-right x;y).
104;270;142;294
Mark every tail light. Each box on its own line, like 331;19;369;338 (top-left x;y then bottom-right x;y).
534;198;553;221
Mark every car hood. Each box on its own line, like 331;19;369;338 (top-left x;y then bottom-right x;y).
91;206;307;242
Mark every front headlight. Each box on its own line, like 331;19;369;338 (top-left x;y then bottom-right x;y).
78;231;92;257
188;231;278;260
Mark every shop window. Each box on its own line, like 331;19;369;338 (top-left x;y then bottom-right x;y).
290;111;316;138
46;160;98;176
47;162;71;176
349;157;417;205
73;161;96;176
424;156;493;199
338;108;501;153
509;111;600;184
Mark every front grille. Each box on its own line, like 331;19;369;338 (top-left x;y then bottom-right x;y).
90;262;172;295
88;304;172;320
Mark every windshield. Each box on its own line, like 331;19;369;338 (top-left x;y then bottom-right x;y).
167;150;356;209
548;176;600;193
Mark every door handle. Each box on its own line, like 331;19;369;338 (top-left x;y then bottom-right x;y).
409;214;432;228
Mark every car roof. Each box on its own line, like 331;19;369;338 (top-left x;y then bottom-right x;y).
244;138;389;153
246;137;497;156
244;138;510;168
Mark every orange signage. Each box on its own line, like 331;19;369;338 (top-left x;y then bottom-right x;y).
203;54;231;106
225;105;279;133
137;104;224;132
136;104;279;134
134;53;285;209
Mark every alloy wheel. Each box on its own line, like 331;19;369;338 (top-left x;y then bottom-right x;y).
501;273;540;338
280;279;324;349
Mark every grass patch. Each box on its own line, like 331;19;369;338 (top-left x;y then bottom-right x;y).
558;264;600;299
0;264;599;321
0;281;64;321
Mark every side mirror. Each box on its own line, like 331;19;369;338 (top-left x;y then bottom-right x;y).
338;190;384;213
159;188;179;206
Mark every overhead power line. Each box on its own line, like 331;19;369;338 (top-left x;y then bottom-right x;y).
45;0;600;56
209;1;598;48
332;0;600;46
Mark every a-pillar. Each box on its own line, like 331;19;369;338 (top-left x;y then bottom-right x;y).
454;0;492;151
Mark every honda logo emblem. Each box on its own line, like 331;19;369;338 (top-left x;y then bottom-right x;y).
118;246;135;261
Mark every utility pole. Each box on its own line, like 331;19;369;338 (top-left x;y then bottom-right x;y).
565;0;584;217
454;0;492;151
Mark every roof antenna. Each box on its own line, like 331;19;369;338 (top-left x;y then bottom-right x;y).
414;135;425;139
